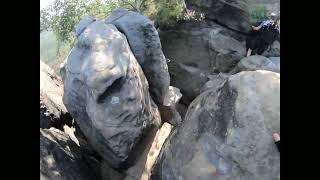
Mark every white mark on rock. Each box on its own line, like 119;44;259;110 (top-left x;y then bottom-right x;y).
111;96;120;105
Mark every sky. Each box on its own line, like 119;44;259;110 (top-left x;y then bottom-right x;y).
40;0;55;10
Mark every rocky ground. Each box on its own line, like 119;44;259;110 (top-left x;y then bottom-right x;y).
40;1;280;179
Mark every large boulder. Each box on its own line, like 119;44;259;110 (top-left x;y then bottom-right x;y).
105;8;170;105
40;128;101;180
40;61;72;129
160;22;246;73
161;25;245;104
186;0;251;33
75;16;96;38
151;70;280;180
230;55;280;74
209;34;246;72
63;20;161;168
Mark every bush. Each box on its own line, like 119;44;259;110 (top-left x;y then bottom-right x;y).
250;5;268;23
141;0;185;26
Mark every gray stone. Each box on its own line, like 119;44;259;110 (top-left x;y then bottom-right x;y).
106;8;170;105
40;61;72;129
40;128;101;180
159;86;183;126
262;40;280;57
152;70;280;180
75;16;96;37
163;86;182;107
200;73;229;93
63;21;161;168
167;60;210;105
160;22;246;73
209;34;246;73
230;55;280;74
268;57;280;70
186;0;251;33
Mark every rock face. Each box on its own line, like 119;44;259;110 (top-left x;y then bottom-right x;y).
106;8;170;105
167;60;211;105
159;86;183;126
40;61;72;129
161;24;245;104
160;22;246;72
63;20;161;168
209;34;246;72
186;0;251;33
200;73;229;93
262;40;280;57
230;55;280;74
75;16;96;37
40;128;101;180
268;57;280;70
151;70;280;180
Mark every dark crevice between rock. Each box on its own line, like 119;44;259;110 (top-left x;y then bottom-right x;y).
97;77;125;104
117;124;158;172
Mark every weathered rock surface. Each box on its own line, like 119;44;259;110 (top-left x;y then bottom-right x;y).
40;61;72;129
151;70;280;180
106;8;170;105
209;34;246;72
158;86;183;126
167;61;210;105
75;16;96;38
160;22;246;72
63;20;161;168
186;0;251;33
200;73;229;93
262;40;280;57
230;55;280;74
163;86;182;107
40;128;101;180
268;57;280;70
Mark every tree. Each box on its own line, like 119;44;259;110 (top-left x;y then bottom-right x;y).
40;0;136;44
141;0;185;26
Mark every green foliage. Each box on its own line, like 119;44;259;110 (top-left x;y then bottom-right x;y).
250;5;268;23
141;0;185;26
40;0;136;73
40;0;136;44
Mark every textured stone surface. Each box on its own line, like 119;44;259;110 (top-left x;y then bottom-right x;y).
106;8;170;105
40;61;72;129
63;20;161;168
262;40;280;57
40;128;101;180
151;70;280;180
230;55;280;74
